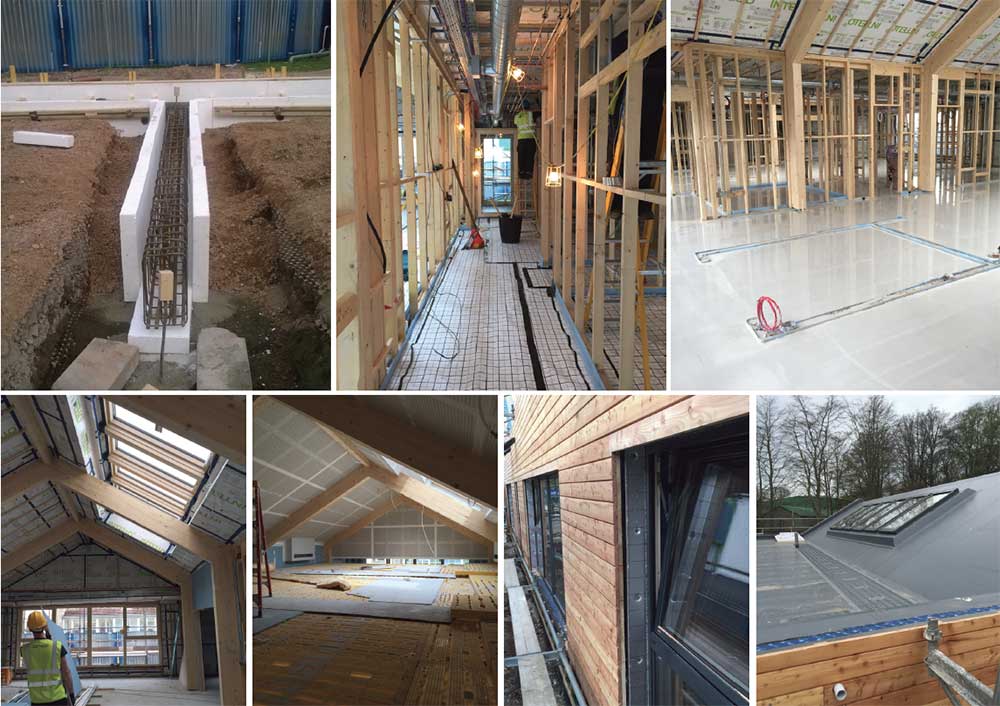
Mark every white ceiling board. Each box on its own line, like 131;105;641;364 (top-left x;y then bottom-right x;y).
254;401;366;532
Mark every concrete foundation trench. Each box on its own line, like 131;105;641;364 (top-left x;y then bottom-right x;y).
1;83;330;390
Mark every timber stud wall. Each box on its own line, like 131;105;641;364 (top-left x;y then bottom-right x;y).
757;612;1000;706
337;0;472;389
505;394;748;706
672;19;1000;221
538;2;667;390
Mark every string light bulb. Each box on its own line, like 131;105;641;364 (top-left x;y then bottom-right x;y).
457;122;465;132
472;168;480;178
474;146;483;160
510;65;526;83
544;165;562;188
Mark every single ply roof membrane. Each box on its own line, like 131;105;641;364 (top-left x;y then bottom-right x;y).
757;471;1000;648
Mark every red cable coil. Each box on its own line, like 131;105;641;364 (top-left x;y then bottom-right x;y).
757;296;783;333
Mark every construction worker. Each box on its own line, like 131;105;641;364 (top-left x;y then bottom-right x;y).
514;99;537;179
20;612;75;706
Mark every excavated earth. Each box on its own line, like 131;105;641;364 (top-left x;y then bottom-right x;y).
3;116;331;389
1;119;127;389
202;118;331;389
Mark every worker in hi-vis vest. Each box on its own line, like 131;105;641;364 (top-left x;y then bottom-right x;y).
20;612;75;706
514;99;537;179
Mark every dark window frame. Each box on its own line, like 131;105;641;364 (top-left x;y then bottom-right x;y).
622;416;750;706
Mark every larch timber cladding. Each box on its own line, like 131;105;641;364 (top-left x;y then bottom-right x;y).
756;612;1000;706
506;394;749;706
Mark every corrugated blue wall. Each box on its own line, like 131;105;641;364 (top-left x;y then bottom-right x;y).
0;0;62;72
153;0;235;66
63;0;147;69
0;0;329;72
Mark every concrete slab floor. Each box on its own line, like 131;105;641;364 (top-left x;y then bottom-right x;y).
671;181;1000;389
4;677;220;706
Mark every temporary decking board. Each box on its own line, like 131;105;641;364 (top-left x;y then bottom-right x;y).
508;585;557;706
756;611;1000;706
336;0;469;389
505;394;750;706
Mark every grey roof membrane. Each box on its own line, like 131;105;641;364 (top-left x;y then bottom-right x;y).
757;472;1000;645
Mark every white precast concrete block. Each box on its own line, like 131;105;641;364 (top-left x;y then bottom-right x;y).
12;130;75;148
189;100;210;303
119;100;166;302
127;284;193;354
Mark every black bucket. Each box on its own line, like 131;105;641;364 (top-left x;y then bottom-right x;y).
499;214;523;243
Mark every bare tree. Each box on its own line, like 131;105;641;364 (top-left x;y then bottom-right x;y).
896;407;950;490
947;397;1000;479
757;397;790;512
783;396;847;516
844;396;897;499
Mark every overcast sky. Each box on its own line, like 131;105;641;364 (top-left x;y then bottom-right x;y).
767;394;993;417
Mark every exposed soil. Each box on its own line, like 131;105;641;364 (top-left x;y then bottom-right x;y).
229;119;331;281
202;119;331;389
1;119;117;389
86;135;142;297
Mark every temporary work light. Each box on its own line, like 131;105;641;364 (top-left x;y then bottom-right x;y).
544;165;562;188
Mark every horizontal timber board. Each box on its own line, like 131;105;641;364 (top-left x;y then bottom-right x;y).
758;623;1000;700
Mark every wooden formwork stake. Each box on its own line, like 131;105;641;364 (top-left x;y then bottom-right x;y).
214;63;221;80
281;65;287;78
9;65;16;83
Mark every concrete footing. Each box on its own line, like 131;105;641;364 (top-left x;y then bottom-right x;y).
52;339;138;390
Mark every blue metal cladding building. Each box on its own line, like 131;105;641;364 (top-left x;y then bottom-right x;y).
0;0;330;73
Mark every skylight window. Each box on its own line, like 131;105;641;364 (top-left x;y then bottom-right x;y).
831;491;955;534
112;405;211;461
105;513;171;553
102;401;213;520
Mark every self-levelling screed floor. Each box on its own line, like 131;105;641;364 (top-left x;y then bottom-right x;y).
671;183;1000;390
387;220;595;390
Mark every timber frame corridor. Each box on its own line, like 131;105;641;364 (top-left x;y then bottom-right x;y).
336;1;667;390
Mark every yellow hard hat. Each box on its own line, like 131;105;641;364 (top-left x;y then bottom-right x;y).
27;611;47;632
